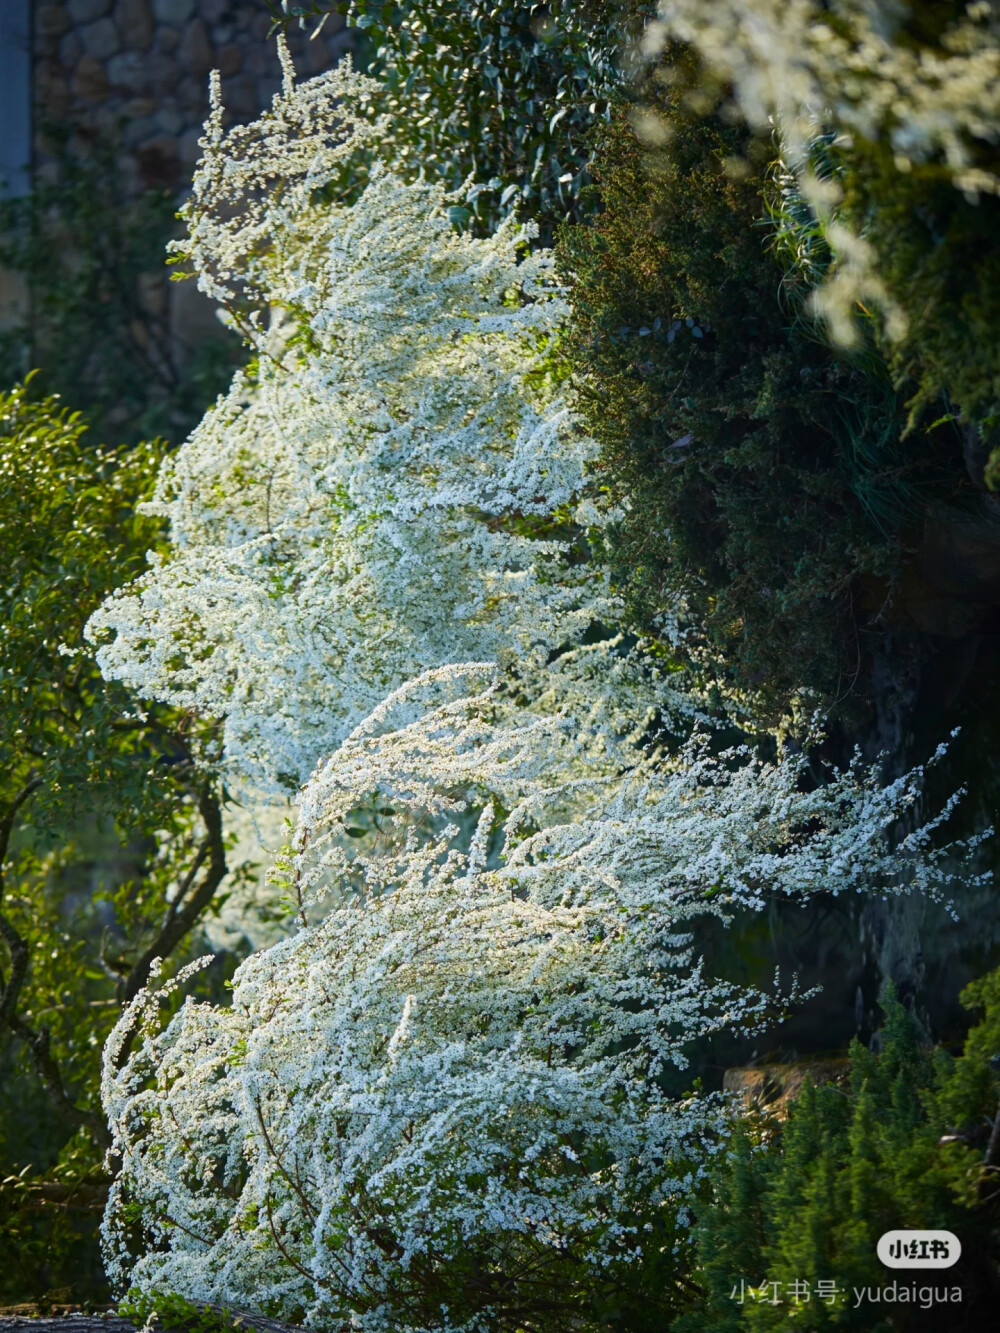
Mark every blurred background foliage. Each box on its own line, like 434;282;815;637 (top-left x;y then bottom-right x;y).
0;126;241;449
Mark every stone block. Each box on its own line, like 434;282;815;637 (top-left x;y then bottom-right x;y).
178;122;203;167
81;15;120;60
170;273;227;354
121;95;156;117
73;53;109;100
35;59;73;118
135;134;181;190
257;76;280;108
115;0;153;50
37;5;72;38
178;17;211;77
123;113;157;145
144;50;179;94
222;72;256;119
67;0;112;22
89;104;116;132
201;0;229;21
244;44;267;77
138;272;168;319
152;0;193;23
35;32;61;60
157;24;179;52
58;31;84;67
155;105;182;134
176;75;207;113
32;158;63;188
114;149;141;194
302;35;331;76
217;42;241;76
107;49;147;93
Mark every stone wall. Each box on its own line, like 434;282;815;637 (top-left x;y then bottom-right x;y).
33;0;351;195
13;0;354;425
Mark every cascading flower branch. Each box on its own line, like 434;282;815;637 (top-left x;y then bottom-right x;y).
85;44;614;796
101;649;985;1333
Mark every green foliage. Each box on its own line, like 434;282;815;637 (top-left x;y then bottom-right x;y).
0;128;241;445
558;61;952;708
0;1136;107;1308
766;111;1000;462
679;979;1000;1330
847;143;1000;448
0;384;233;1303
271;0;652;233
824;2;1000;455
1;384;165;829
119;1290;246;1333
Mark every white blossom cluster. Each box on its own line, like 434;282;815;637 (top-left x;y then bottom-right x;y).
646;0;1000;341
86;51;611;793
101;652;980;1332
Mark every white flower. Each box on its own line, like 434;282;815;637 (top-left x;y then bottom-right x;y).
648;0;1000;341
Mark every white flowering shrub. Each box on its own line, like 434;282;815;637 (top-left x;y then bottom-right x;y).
89;30;991;1333
86;50;611;794
101;651;976;1333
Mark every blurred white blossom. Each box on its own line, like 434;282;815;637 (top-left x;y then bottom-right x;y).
648;0;1000;341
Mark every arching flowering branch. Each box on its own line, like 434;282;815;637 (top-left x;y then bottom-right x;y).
101;651;983;1333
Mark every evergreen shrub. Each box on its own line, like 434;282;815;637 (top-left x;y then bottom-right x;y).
559;59;952;708
272;1;654;233
680;978;1000;1331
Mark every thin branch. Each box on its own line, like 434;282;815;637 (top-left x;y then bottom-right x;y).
0;776;44;888
121;782;227;1008
0;779;42;1024
6;1012;111;1148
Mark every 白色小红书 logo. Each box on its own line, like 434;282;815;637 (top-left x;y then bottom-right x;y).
877;1230;961;1268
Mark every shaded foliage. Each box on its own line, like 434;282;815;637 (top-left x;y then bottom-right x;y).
558;59;954;709
0;127;240;446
